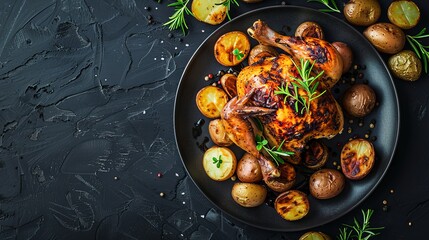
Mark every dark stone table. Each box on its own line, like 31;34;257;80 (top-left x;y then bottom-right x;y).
0;0;427;239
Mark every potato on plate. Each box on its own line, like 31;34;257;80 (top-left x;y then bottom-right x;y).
192;0;227;25
203;146;237;181
341;138;375;180
214;31;251;66
275;190;309;221
208;119;233;146
196;86;229;118
236;153;263;183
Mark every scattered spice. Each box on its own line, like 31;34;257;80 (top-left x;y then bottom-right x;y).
160;192;165;197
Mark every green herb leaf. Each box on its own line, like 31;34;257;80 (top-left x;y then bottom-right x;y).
212;155;223;168
216;0;239;20
232;48;245;61
163;0;193;35
407;28;429;74
255;135;294;165
307;0;340;13
337;209;384;240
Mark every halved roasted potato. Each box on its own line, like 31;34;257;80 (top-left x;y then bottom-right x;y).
203;146;237;181
196;86;229;118
214;31;251;66
265;162;296;192
275;190;309;221
220;73;238;98
341;138;375;180
302;140;328;170
192;0;227;25
208;119;233;146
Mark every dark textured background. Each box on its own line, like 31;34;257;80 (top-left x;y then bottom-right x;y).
0;0;427;239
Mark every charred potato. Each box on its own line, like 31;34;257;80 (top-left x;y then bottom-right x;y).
248;44;278;65
363;23;405;54
236;153;263;183
302;140;329;170
192;0;227;25
388;50;422;81
295;21;324;39
231;182;267;207
265;162;296;192
208;119;233;146
300;232;331;240
275;190;309;221
196;86;229;118
342;84;376;118
309;169;345;199
332;42;353;73
388;0;420;29
214;31;251;66
203;146;237;181
344;0;381;26
220;73;238;98
341;138;375;180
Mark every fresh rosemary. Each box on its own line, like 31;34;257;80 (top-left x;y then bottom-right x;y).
216;0;240;20
232;48;244;61
274;58;326;114
407;28;429;74
255;135;294;166
307;0;340;13
163;0;193;35
212;155;223;168
338;209;384;240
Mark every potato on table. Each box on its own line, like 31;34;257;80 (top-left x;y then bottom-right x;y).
192;0;227;25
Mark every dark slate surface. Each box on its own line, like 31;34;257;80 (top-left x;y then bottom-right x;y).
0;0;427;239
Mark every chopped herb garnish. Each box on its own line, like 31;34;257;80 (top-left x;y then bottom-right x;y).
232;48;245;61
275;58;326;114
256;135;294;166
212;155;223;168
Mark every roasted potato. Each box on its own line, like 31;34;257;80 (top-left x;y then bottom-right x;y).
208;119;233;146
265;162;296;192
388;50;422;81
214;31;251;66
299;232;331;240
363;23;405;54
196;86;229;118
342;84;376;118
248;44;278;65
220;73;238;98
332;42;353;73
309;169;345;199
388;0;420;29
192;0;227;25
341;138;375;180
203;146;237;181
237;153;263;183
295;21;324;39
344;0;381;26
275;190;309;221
302;140;329;170
231;182;267;207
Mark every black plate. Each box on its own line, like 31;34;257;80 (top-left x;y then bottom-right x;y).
174;6;399;231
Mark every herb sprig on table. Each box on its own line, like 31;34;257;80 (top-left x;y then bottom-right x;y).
407;28;429;74
338;209;384;240
163;0;193;35
307;0;340;13
275;58;326;114
255;135;294;166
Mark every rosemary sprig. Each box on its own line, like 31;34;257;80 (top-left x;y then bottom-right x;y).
163;0;193;35
212;155;223;168
232;48;244;61
255;135;294;166
216;0;239;20
338;209;384;240
274;58;326;114
407;28;429;74
307;0;340;13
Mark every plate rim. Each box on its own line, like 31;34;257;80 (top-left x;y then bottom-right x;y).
173;5;400;231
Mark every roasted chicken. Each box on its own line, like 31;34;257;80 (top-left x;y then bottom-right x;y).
221;20;344;182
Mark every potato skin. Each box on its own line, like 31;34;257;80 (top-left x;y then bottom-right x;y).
309;169;345;199
332;42;353;73
363;23;405;54
342;84;376;118
208;119;233;147
231;182;267;207
237;153;263;183
344;0;381;26
388;50;422;81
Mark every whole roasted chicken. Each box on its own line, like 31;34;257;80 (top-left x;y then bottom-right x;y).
221;20;344;182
